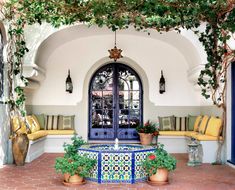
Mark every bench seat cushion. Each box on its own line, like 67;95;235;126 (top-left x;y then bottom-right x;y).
159;131;187;136
185;131;198;137
159;131;222;141
45;130;75;135
27;131;48;140
190;133;223;141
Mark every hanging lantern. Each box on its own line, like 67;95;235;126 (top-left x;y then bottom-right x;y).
159;70;165;94
66;70;73;93
108;30;123;62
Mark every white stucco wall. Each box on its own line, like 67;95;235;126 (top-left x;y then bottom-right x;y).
27;27;202;106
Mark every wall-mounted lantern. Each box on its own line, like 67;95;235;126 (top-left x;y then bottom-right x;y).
66;70;73;93
159;70;165;94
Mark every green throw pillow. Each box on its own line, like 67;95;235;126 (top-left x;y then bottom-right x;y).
33;114;45;130
188;115;197;131
158;116;175;131
58;115;75;130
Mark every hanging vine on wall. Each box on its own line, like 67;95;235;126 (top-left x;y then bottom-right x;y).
1;0;235;162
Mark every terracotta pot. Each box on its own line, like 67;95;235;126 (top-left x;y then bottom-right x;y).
138;133;153;145
12;133;29;166
64;173;70;182
149;168;168;182
64;174;83;184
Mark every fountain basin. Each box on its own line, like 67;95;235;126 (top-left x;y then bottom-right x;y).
78;144;155;183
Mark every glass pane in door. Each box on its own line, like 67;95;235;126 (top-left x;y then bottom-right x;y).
117;66;141;140
90;66;115;139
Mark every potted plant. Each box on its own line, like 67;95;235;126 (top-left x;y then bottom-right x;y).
55;135;96;185
142;143;176;184
136;120;159;145
55;154;96;185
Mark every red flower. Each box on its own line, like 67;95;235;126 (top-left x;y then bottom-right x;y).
153;131;159;136
148;154;156;160
144;121;150;127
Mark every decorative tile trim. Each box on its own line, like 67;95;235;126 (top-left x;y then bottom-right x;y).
98;152;101;183
131;152;135;184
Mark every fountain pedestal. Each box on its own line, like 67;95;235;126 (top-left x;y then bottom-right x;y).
78;144;155;183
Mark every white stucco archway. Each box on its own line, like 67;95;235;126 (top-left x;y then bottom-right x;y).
23;24;206;93
0;22;10;166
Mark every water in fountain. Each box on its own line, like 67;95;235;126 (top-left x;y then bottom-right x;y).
114;138;119;150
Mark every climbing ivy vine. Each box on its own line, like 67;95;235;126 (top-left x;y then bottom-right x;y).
0;0;235;161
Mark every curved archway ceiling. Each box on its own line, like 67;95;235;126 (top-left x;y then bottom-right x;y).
23;23;205;90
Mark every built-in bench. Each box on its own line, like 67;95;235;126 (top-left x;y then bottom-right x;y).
157;115;224;163
158;131;223;163
10;115;75;163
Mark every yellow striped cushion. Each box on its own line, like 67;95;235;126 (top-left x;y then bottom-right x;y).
11;117;27;134
32;115;42;129
193;116;202;132
26;116;40;133
198;115;210;134
205;117;222;137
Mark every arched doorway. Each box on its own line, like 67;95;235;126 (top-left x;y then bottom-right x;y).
89;63;143;141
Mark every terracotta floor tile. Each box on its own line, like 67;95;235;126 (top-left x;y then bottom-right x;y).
0;153;235;190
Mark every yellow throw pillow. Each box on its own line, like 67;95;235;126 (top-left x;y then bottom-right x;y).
198;115;210;134
32;115;41;130
193;116;202;132
11;117;27;134
26;116;40;133
205;117;222;137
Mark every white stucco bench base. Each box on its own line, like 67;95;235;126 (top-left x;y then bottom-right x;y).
25;135;73;163
158;135;225;163
158;136;188;153
25;136;46;163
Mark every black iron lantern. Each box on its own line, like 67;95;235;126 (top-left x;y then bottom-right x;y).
159;70;165;94
66;70;73;93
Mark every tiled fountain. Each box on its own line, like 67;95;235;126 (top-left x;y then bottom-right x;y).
78;141;155;184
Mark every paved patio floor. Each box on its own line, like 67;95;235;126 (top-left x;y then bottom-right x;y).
0;153;235;190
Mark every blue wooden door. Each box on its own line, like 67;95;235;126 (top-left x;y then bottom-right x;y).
229;62;235;165
89;63;143;141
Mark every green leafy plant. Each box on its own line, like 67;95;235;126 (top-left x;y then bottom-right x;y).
55;135;96;178
136;120;159;136
63;135;86;158
55;154;96;177
142;143;176;176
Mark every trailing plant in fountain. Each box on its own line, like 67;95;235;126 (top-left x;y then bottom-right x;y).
1;0;235;162
142;143;176;176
